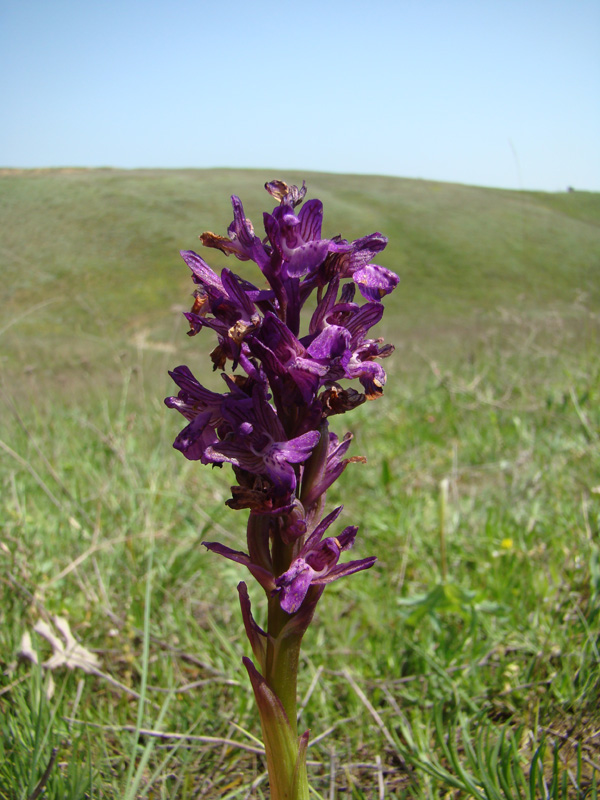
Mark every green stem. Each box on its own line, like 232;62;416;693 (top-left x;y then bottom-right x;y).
260;606;310;799
245;654;310;800
265;595;302;737
265;526;301;734
256;518;310;798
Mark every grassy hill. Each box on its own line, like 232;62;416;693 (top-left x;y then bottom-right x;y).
1;168;598;398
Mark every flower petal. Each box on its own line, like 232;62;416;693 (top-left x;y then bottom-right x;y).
172;411;218;462
276;559;315;614
312;556;377;585
203;542;275;591
353;264;399;302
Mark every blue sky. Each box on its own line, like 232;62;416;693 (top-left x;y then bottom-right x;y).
1;0;599;191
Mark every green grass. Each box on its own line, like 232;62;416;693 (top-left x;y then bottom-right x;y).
1;169;599;797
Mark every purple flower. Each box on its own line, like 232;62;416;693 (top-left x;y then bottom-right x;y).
181;252;263;367
264;199;336;279
200;196;271;268
315;232;397;299
249;313;329;406
164;366;252;462
206;386;321;496
274;507;376;614
309;294;395;398
353;263;400;302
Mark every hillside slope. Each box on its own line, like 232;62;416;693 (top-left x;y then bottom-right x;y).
1;168;598;396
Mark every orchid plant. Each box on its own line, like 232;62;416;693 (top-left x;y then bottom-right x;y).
166;180;398;798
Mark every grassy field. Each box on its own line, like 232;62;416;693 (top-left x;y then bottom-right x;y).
1;168;599;798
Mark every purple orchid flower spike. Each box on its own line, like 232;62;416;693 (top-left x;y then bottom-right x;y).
166;180;397;800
